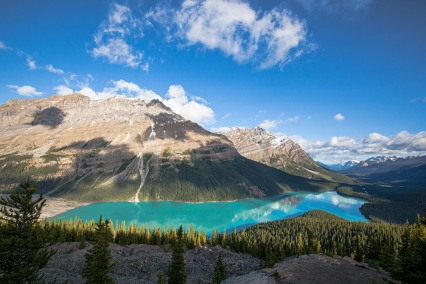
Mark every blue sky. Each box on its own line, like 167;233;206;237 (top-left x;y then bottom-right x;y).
1;0;425;163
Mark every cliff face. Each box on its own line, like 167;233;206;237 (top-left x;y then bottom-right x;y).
0;94;339;202
222;127;352;183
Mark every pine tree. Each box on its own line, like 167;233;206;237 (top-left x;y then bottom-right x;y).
0;179;55;283
168;225;187;284
213;253;227;284
157;272;165;284
82;216;115;284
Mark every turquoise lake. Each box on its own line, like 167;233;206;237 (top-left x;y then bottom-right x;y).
53;191;367;234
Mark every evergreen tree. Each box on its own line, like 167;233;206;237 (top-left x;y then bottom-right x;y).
0;179;54;283
213;253;227;284
82;216;115;284
157;272;165;284
168;225;187;284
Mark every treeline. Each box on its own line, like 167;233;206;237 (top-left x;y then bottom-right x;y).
229;210;403;266
338;185;426;224
35;218;208;248
35;211;403;266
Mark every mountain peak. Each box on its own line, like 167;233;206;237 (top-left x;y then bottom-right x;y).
222;127;351;183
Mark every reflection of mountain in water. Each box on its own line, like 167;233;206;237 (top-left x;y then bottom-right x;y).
232;194;304;223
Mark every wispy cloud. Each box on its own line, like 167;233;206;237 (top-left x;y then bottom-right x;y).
92;4;147;70
410;97;426;103
46;64;64;75
287;115;300;123
222;113;231;120
7;84;43;97
26;57;37;70
294;0;373;13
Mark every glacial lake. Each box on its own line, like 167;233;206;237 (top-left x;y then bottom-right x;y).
53;191;366;234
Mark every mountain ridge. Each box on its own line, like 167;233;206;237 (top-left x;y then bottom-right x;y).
0;94;347;202
221;127;352;184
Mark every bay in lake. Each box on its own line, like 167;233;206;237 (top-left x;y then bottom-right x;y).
53;191;366;234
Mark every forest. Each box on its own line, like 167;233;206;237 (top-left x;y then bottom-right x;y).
1;181;425;283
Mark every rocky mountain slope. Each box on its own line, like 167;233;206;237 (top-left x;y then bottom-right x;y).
221;127;352;183
0;94;344;202
40;243;396;284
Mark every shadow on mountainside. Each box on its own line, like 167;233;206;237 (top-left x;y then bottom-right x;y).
31;107;66;128
143;113;220;141
37;137;139;202
31;138;347;203
140;141;342;202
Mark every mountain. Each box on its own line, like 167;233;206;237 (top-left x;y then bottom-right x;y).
0;94;342;202
320;161;359;171
342;155;426;185
221;127;352;183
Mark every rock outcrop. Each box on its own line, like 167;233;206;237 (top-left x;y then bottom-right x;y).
40;244;397;284
40;243;260;284
223;254;398;284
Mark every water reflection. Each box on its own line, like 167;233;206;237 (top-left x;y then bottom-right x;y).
231;194;304;223
53;191;366;234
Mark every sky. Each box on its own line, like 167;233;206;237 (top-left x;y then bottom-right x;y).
1;0;425;164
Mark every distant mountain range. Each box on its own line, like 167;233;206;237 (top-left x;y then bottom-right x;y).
322;155;426;185
320;161;359;171
0;94;349;202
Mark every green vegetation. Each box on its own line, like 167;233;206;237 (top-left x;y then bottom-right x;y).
142;156;342;202
168;225;187;284
228;210;403;266
389;213;426;283
0;180;54;283
338;185;426;223
82;216;115;284
213;253;227;284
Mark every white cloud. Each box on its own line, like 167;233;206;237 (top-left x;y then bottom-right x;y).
387;131;426;152
0;41;7;49
258;119;281;130
334;113;345;121
288;130;426;164
163;84;215;125
26;57;37;70
7;85;43;97
93;38;143;68
53;85;74;96
78;87;99;100
328;136;357;148
72;80;215;125
171;0;307;69
363;132;389;144
100;79;161;101
93;4;147;70
46;64;64;75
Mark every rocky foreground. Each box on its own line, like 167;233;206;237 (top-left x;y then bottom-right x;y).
40;243;397;284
